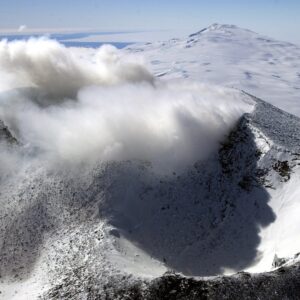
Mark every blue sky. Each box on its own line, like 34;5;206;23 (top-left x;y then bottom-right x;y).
0;0;299;43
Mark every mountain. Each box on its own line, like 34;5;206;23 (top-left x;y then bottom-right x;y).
1;25;300;299
1;94;300;299
127;23;300;117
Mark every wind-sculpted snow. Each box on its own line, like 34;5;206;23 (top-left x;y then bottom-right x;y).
0;38;253;172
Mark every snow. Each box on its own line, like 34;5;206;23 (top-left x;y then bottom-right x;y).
0;261;48;300
255;170;300;271
1;24;300;299
126;23;300;117
235;96;300;273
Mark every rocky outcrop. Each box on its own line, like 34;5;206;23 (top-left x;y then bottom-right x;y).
42;262;300;300
0;119;17;144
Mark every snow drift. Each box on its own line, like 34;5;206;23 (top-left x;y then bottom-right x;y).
0;38;253;171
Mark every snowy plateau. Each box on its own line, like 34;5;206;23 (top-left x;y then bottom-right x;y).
1;24;300;299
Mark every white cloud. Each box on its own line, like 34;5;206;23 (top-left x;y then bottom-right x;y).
0;38;254;172
17;25;27;32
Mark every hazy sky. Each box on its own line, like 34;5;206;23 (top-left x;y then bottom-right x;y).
0;0;299;43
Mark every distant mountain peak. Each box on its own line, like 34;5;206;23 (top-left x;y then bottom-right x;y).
207;23;238;30
189;23;254;37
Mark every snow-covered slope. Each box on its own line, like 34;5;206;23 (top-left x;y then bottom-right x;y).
1;95;300;299
127;24;300;116
1;26;300;299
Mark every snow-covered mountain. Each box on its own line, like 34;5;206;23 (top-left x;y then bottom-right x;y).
127;23;300;117
1;25;300;299
2;93;300;299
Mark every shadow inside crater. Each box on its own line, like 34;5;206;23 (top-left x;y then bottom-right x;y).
100;116;276;276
